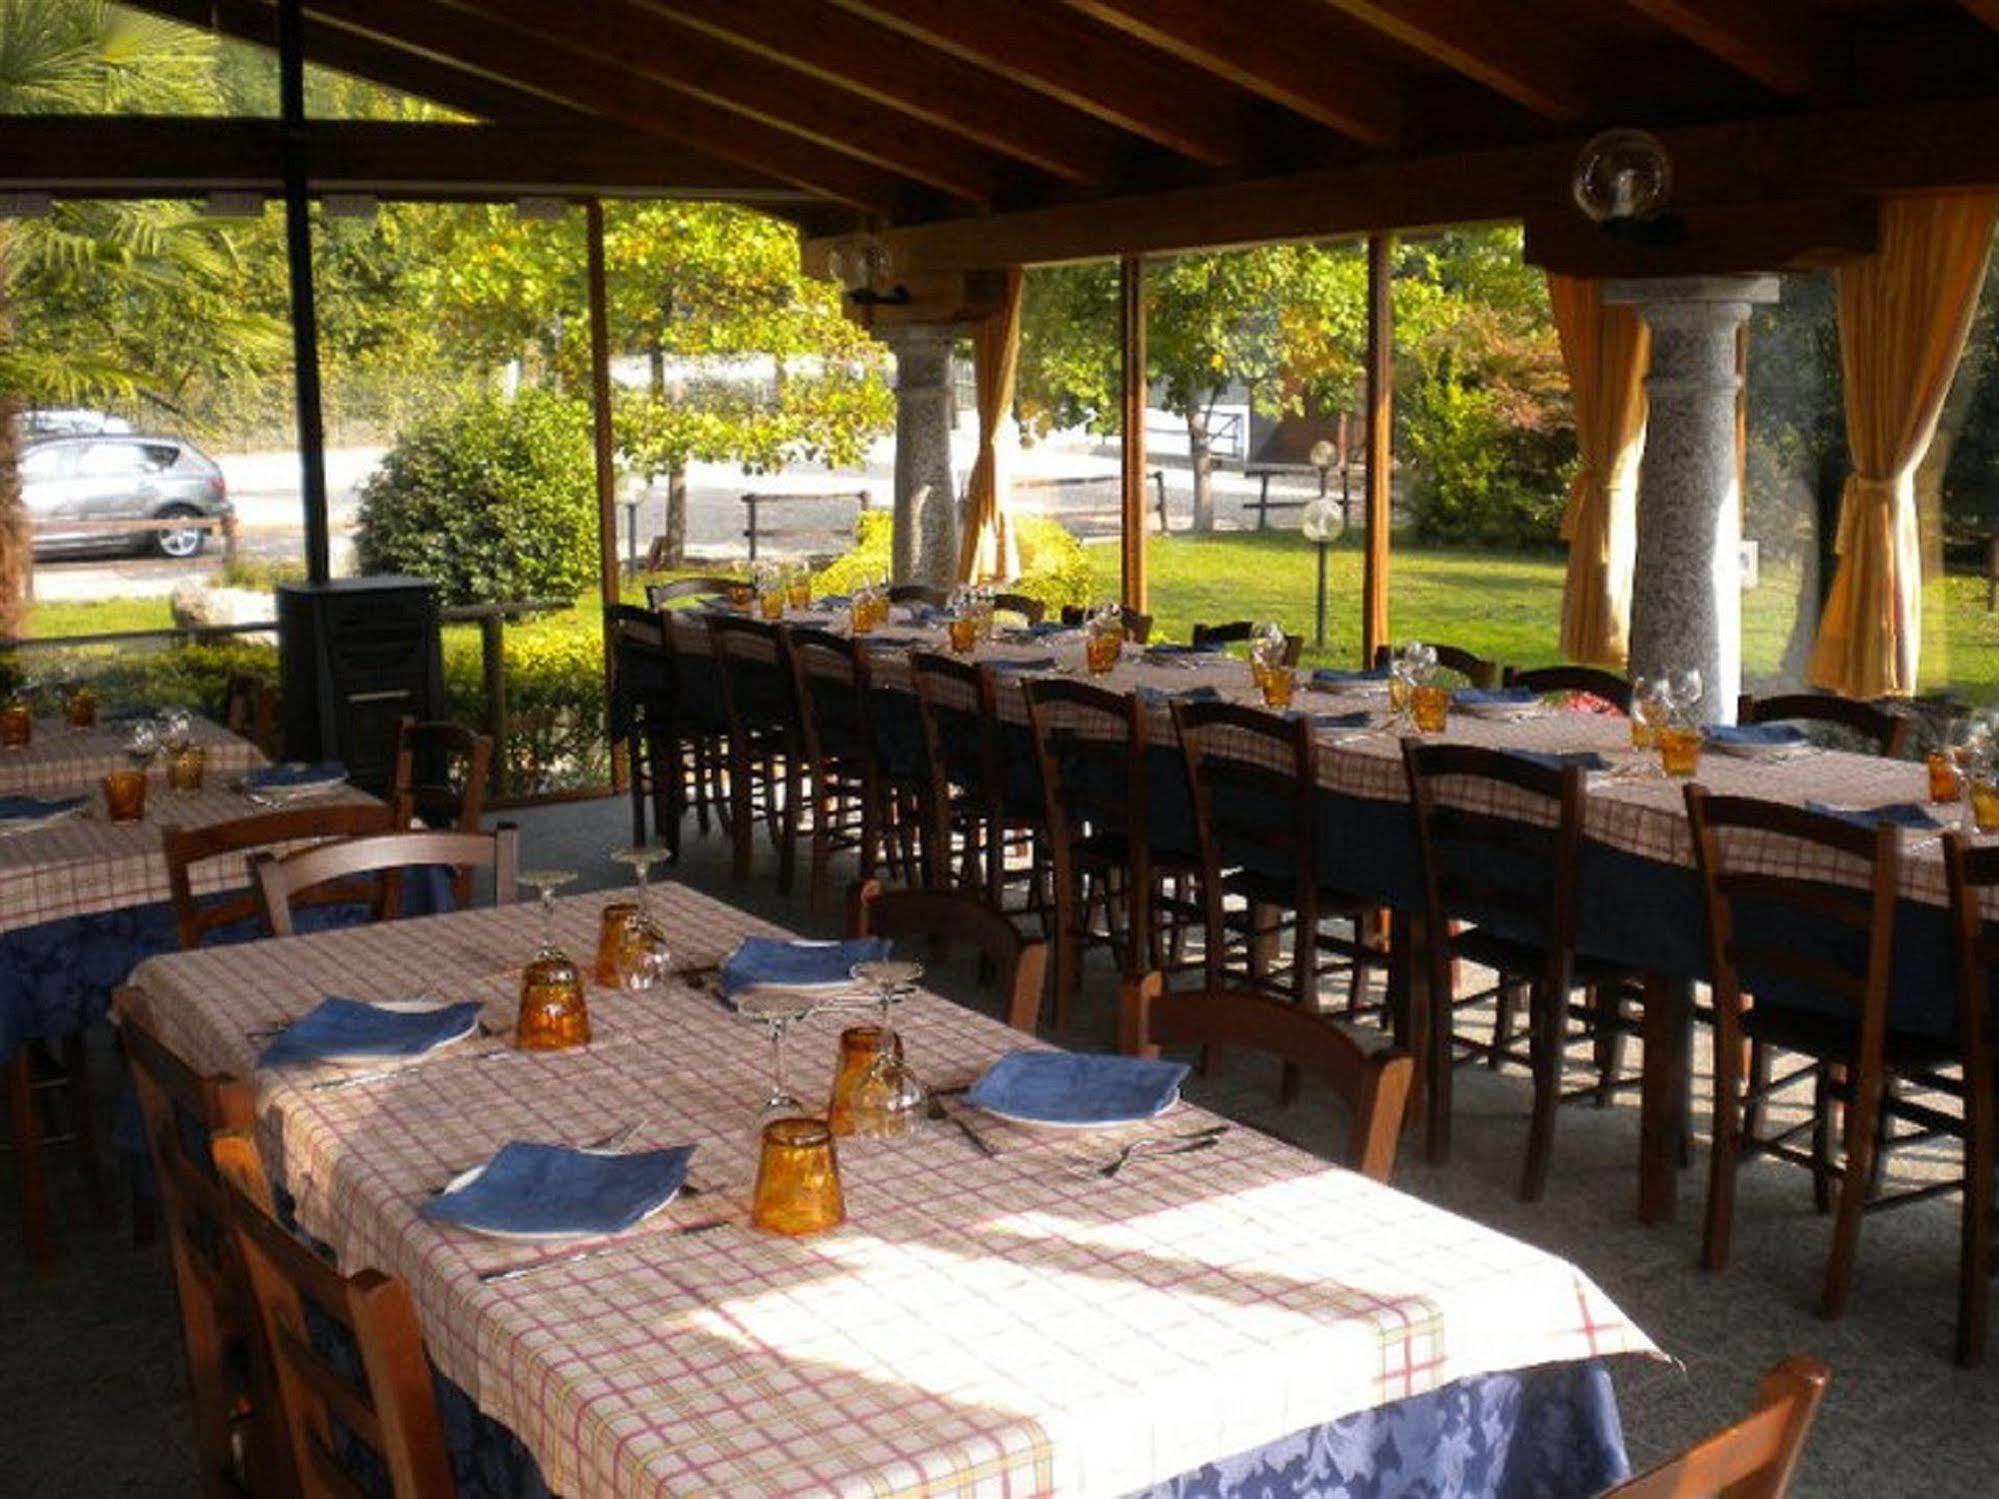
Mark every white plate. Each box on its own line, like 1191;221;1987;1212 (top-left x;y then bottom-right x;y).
317;1000;481;1068
1707;741;1815;761
241;765;350;801
0;806;83;837
974;1087;1182;1132
436;1157;681;1243
1454;701;1548;720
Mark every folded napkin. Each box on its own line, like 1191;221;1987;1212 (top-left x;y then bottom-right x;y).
1508;750;1610;773
817;594;851;608
0;793;85;824
1313;666;1391;685
1702;723;1810;756
1285;709;1372;730
858;634;924;650
1453;687;1537;707
1012;622;1070;639
422;1142;693;1237
1134;684;1223;707
901;604;949;624
258;997;483;1068
1806;799;1941;831
719;936;892;1004
1144;642;1223;657
968;1050;1189;1126
986;656;1058;674
244;760;347;791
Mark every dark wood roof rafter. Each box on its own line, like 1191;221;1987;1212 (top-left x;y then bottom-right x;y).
1621;0;1818;95
1958;0;1999;29
1312;0;1592;120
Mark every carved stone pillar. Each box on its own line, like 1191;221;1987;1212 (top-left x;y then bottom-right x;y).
882;325;959;588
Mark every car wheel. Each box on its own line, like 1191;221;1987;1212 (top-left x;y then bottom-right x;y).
154;506;206;559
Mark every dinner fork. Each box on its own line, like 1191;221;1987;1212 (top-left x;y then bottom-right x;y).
1075;1124;1232;1180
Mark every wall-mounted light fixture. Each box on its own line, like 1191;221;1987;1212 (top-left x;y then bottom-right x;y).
826;233;910;308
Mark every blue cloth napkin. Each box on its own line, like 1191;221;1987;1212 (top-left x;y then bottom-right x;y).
859;634;924;650
968;1050;1189;1125
244;760;347;791
1134;684;1223;707
1703;723;1808;748
901;604;949;624
1009;622;1069;639
1806;799;1940;831
1313;667;1391;685
1145;642;1223;657
1286;709;1371;730
0;793;85;823
1508;750;1610;772
258;997;484;1068
817;594;850;608
1453;687;1537;706
422;1142;693;1237
719;936;891;1003
986;656;1058;674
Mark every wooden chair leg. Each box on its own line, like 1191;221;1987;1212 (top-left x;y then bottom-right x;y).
1811;1062;1835;1215
774;761;799;896
1490;978;1522;1071
62;1035;111;1230
8;1051;55;1276
1702;1013;1746;1274
1346;908;1381;1015
1821;1064;1885;1321
1519;981;1561;1203
1959;1071;1994;1367
1423;941;1454;1165
727;752;754;881
1742;1040;1770;1146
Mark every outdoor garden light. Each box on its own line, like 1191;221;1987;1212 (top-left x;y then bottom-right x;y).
1300;496;1344;649
1571;129;1673;226
828;233;910;308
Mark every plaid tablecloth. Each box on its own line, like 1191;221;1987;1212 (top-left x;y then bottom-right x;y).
0;711;263;796
127;883;1659;1499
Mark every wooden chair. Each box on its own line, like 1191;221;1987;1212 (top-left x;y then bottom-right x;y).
1602;1355;1829;1499
708;614;805;892
990;591;1046;626
1737;691;1910;758
1190;620;1303;666
212;1131;456;1499
6;1032;112;1276
1023;677;1198;1029
164;803;400;951
910;652;1043;911
258;826;520;937
1403;741;1645;1197
1503;664;1633;714
1060;603;1154;643
644;574;740;609
848;879;1049;1034
606;602;677;850
783;628;880;909
387;717;492;909
1945;831;1999;1366
888;583;949;610
120;1004;282;1498
1120;972;1413;1182
223;672;277;756
1372;642;1496;689
1685;788;1944;1322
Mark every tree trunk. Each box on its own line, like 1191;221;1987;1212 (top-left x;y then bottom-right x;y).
1186;406;1216;534
0;389;25;639
662;461;688;568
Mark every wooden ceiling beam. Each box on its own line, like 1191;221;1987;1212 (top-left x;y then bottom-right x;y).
453;0;1000;203
635;0;1128;186
1312;0;1590;120
296;0;902;211
1622;0;1816;95
829;0;1250;166
1958;0;1999;30
1063;0;1402;147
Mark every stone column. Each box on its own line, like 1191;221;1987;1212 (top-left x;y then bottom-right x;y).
883;325;959;588
1604;276;1778;724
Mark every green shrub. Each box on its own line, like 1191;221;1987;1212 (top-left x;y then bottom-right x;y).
441;615;608;795
809;510;894;597
806;509;1091;613
355;390;600;606
1402;377;1573;549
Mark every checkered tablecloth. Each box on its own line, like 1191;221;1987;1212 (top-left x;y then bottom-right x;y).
0;782;379;936
0;712;263;795
669;612;1974;915
126;883;1659;1499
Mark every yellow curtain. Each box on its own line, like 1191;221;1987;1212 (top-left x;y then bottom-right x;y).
1811;194;1999;698
957;267;1024;583
1548;275;1650;666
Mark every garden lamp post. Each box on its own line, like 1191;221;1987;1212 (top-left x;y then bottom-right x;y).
1300;496;1342;649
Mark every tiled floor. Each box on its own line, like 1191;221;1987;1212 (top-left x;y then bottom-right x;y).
5;791;1997;1495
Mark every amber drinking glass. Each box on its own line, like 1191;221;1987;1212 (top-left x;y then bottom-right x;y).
1085;623;1123;675
1930;750;1966;804
751;1117;845;1236
593;902;643;987
516;871;590;1050
62;686;97;731
727;581;755;610
0;697;31;749
1259;666;1296;710
1659;725;1703;778
103;768;148;823
1972;777;1999;834
165;744;206;793
827;1025;900;1136
947;615;978;654
786;567;812;611
1411;684;1450;733
759;588;785;621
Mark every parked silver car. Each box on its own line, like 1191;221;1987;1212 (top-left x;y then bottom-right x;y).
20;434;232;560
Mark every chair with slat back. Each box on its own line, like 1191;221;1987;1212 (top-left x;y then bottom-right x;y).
606;603;676;850
164;804;401;951
1602;1355;1829;1499
1024;677;1196;1029
223;673;277;757
1372;642;1496;689
1503;664;1633;714
1943;832;1999;1366
1120;972;1413;1182
1403;741;1645;1197
1737;691;1910;758
888;584;949;610
1060;604;1153;643
387;717;492;910
783;628;879;909
257;826;520;938
211;1131;456;1499
645;575;741;610
990;591;1045;626
910;652;1043;912
120;1003;283;1498
708;614;804;891
1172;700;1384;1023
1190;621;1303;666
1684;787;1934;1322
848;879;1050;1034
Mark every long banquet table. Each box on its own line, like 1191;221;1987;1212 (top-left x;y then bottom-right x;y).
125;881;1661;1498
663;607;1976;1223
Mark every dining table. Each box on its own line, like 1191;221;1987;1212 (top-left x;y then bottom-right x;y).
0;710;262;797
123;880;1662;1499
663;605;1977;1225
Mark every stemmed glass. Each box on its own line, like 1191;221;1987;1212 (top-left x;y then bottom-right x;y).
1666;668;1704;722
516;869;589;1050
737;990;811;1122
158;708;192;755
605;844;674;989
124;718;161;769
850;958;928;1136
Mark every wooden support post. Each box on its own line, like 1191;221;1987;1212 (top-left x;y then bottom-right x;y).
479;609;508;801
1120;254;1148;611
585;199;628;795
1361;232;1393;665
277;0;331;587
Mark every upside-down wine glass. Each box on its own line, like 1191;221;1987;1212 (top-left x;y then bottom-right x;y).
604;843;674;989
516;869;589;1050
737;989;811;1123
850;958;928;1137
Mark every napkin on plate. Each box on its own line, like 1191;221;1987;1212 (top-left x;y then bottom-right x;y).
1134;684;1223;708
1010;622;1070;639
986;657;1058;674
1144;642;1223;658
1285;709;1372;730
1508;750;1610;772
422;1142;694;1237
816;594;851;609
1313;666;1391;686
244;760;347;792
1453;687;1537;707
718;936;891;1004
858;634;925;650
258;997;483;1068
0;793;86;825
967;1050;1189;1126
1805;799;1941;831
901;604;949;624
1702;723;1810;756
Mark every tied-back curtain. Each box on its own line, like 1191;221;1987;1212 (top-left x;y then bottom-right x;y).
957;267;1024;584
1548;275;1650;666
1811;194;1999;699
